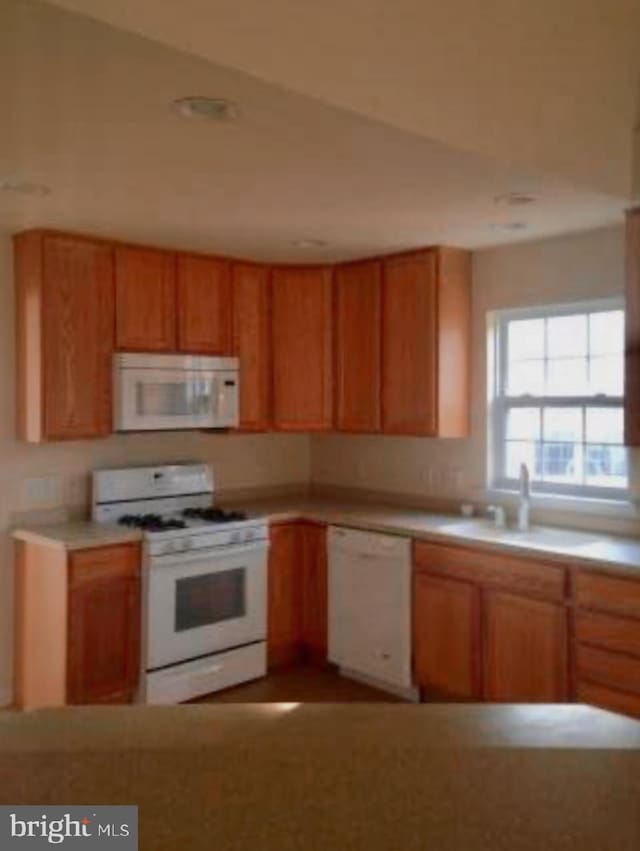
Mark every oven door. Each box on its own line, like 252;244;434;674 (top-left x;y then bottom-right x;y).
146;542;267;670
114;366;238;431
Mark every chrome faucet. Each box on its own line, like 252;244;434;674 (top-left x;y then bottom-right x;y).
517;463;531;532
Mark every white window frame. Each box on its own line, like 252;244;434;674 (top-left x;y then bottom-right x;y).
489;297;627;501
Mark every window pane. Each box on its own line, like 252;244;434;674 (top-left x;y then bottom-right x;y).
589;356;623;396
543;408;583;443
546;358;588;396
505;440;539;479
507;318;544;361
585;445;628;488
507;360;544;396
590;311;624;355
586;407;623;444
547;314;587;358
506;408;540;440
540;442;582;484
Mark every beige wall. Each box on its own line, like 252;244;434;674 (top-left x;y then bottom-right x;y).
0;229;310;705
312;224;639;515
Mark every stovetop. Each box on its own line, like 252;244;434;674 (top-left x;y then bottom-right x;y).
118;507;249;533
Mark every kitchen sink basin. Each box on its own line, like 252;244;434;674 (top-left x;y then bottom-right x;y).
434;519;603;551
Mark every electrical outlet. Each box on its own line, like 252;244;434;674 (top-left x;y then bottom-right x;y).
23;476;63;509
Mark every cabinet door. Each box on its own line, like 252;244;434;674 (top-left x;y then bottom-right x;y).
115;246;176;351
42;235;114;440
300;523;328;663
413;573;481;700
267;524;303;667
484;591;568;702
67;544;141;704
272;267;333;430
382;252;438;435
232;263;271;430
334;261;382;432
177;254;232;354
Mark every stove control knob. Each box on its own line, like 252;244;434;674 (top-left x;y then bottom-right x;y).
230;531;241;544
245;528;255;541
183;538;193;551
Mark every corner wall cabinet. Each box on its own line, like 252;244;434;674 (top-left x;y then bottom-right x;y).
14;542;141;709
271;266;334;431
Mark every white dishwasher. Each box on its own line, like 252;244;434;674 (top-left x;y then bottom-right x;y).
328;526;415;697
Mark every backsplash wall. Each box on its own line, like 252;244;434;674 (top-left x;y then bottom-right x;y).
311;225;640;521
0;228;310;705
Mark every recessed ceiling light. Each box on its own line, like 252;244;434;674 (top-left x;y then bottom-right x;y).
291;239;328;249
0;178;51;197
494;192;538;206
490;221;528;233
172;97;240;122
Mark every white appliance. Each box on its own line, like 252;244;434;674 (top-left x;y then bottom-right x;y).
113;353;239;432
93;463;267;704
328;526;416;698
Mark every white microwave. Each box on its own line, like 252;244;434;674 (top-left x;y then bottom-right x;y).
113;353;239;432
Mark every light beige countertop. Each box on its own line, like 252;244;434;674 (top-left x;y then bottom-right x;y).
11;495;640;575
0;703;639;850
11;521;142;551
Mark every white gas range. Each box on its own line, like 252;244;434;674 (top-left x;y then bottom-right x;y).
92;463;268;704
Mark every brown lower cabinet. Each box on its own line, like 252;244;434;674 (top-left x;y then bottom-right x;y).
267;521;327;668
413;540;570;703
413;573;481;700
483;591;568;701
67;546;141;705
572;568;640;718
14;541;141;709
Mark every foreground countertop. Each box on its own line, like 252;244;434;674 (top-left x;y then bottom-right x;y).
1;703;639;850
11;495;640;575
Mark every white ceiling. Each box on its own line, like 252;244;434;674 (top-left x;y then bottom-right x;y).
0;0;630;263
43;0;640;199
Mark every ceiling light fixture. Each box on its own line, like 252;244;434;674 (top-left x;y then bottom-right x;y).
0;178;51;197
291;238;328;249
172;96;240;122
494;192;538;206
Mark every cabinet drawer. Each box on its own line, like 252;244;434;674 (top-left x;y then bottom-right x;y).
575;611;640;658
414;541;566;602
576;645;640;696
69;544;140;587
574;571;640;619
577;681;640;719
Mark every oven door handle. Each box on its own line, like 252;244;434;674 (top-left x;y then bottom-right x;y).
149;540;269;567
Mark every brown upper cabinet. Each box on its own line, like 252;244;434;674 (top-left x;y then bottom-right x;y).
115;245;176;351
177;254;232;354
14;231;115;443
232;263;272;430
382;248;471;437
334;260;382;432
272;266;333;430
625;208;640;445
